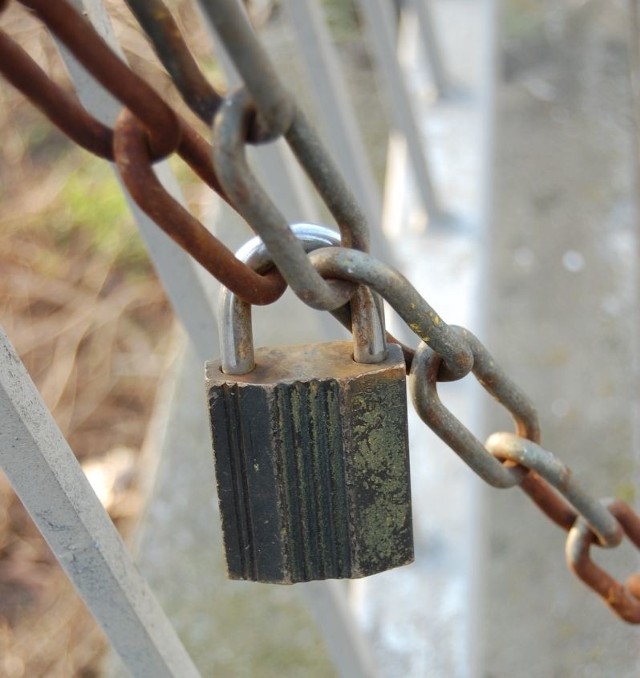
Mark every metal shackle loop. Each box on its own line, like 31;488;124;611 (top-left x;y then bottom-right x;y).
219;224;387;375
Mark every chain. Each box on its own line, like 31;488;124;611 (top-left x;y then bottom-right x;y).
2;0;372;311
410;330;640;622
2;0;640;623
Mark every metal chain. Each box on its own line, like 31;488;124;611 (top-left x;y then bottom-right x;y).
409;327;640;622
2;0;640;623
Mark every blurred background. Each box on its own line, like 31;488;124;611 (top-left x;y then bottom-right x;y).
0;0;639;676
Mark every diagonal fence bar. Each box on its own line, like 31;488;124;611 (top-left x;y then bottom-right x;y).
60;0;219;362
409;0;448;96
281;0;384;248
355;0;442;222
0;329;200;678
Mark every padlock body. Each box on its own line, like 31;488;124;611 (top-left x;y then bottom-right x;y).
205;341;413;584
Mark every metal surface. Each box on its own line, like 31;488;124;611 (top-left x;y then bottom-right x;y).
282;0;384;252
198;2;322;226
206;340;412;583
2;0;639;629
567;501;640;623
284;109;370;253
401;319;640;621
197;0;295;138
21;0;179;159
210;89;375;310
219;225;385;374
485;433;622;548
114;109;287;305
0;29;114;158
58;0;220;365
200;0;375;266
0;0;288;306
486;435;640;623
3;0;372;310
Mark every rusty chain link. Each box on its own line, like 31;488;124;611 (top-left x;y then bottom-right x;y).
2;0;640;624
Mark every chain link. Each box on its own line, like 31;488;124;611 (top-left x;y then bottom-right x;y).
212;89;354;310
567;501;640;623
1;0;639;623
307;247;474;380
0;28;114;158
21;0;180;158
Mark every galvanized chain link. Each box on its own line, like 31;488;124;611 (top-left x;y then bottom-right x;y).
212;89;353;311
2;0;640;623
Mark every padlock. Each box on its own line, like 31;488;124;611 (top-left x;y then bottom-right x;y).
205;225;413;583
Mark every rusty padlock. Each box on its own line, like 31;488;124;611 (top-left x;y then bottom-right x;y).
205;224;413;583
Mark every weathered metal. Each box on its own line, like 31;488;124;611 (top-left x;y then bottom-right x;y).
200;0;376;256
0;0;287;305
114;109;287;305
408;323;640;621
567;500;640;623
212;89;369;311
1;0;639;623
212;90;355;310
486;433;623;548
20;0;180;159
197;0;296;138
206;341;413;583
308;247;474;379
0;29;114;159
411;355;525;488
218;225;384;374
207;227;411;583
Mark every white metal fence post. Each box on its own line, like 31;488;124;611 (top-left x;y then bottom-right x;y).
355;0;442;222
0;329;200;678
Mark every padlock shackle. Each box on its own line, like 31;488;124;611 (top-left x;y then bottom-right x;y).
219;224;387;374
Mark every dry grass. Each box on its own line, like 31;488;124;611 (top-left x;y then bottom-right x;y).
0;229;174;676
0;153;175;672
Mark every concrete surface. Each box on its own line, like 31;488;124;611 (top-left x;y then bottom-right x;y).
484;1;640;675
